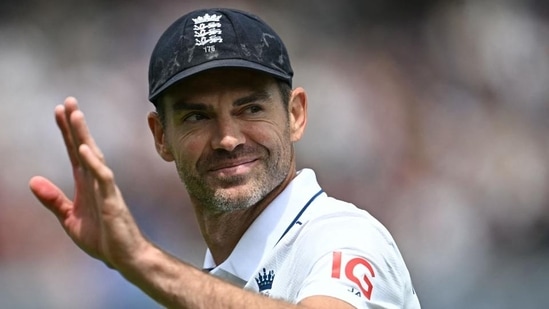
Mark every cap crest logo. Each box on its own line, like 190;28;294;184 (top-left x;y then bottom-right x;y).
193;13;223;51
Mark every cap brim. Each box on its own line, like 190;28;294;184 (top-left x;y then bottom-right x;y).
148;59;292;103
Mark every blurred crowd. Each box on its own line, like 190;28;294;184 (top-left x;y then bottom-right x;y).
1;0;548;308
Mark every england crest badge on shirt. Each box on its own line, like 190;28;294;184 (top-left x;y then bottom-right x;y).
255;268;275;296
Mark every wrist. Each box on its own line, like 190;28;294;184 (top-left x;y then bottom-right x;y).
109;238;157;274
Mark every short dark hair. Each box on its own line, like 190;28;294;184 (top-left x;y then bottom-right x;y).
155;80;292;128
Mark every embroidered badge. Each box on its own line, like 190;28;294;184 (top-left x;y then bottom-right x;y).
192;13;223;53
255;268;275;295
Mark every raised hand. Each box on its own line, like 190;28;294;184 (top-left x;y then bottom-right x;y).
29;97;148;269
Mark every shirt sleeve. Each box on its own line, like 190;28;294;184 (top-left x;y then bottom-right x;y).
292;211;419;308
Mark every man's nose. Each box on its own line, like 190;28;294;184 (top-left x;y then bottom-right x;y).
210;116;245;152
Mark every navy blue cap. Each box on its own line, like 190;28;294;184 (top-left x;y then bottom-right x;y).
148;8;293;104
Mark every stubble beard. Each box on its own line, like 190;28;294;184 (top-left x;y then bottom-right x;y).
176;146;291;215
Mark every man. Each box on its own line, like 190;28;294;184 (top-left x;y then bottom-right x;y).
29;8;420;308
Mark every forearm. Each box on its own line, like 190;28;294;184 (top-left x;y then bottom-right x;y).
116;244;297;309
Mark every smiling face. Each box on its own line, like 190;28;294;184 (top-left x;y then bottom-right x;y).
148;68;307;215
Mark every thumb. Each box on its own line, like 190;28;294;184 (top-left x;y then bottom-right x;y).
29;176;72;220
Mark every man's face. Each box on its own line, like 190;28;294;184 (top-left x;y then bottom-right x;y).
158;68;296;214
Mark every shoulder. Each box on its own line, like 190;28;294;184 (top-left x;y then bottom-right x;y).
298;195;398;255
292;195;412;284
287;196;419;306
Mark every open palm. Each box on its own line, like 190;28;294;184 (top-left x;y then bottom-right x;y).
29;97;147;268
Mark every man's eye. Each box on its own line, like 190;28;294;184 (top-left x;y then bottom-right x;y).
246;105;263;114
183;113;208;122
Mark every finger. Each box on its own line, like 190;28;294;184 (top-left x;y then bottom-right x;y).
70;110;106;164
55;100;80;168
79;144;116;197
64;96;86;164
29;176;73;221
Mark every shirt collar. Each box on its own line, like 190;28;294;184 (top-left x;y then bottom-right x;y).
203;168;322;283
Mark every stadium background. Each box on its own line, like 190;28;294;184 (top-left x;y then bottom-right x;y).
1;0;548;308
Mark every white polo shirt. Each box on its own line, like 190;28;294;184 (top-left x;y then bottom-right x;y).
203;169;421;308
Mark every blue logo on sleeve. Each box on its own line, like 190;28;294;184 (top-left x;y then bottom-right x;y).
255;268;275;293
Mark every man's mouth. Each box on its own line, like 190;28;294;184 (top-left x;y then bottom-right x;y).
208;158;258;173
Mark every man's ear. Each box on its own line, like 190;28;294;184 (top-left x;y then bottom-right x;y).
147;112;175;162
288;87;308;142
